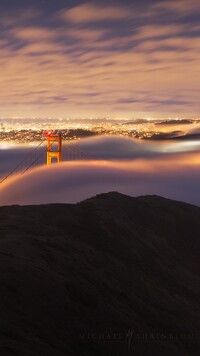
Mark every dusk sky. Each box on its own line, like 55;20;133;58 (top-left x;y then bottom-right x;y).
1;0;200;118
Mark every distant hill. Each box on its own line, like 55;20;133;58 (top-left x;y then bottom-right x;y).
172;133;200;140
122;119;148;125
142;130;200;141
143;130;183;140
0;192;199;356
146;132;200;141
156;119;193;125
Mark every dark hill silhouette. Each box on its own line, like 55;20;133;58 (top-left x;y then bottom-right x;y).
0;192;199;356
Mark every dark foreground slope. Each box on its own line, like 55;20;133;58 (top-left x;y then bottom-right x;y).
0;192;199;356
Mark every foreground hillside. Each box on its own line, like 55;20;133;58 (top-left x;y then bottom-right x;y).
0;192;199;356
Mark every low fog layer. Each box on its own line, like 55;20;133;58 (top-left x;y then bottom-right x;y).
1;155;200;206
71;135;200;157
1;135;200;179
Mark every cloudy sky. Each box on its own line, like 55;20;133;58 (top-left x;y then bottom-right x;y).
0;0;200;118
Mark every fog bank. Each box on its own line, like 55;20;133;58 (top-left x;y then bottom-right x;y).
1;156;200;206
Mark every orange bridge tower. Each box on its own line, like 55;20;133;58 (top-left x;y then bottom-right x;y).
46;131;62;165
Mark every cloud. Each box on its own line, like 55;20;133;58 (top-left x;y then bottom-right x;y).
133;24;185;41
74;135;200;158
153;0;200;15
1;136;200;206
1;155;200;206
0;8;41;29
60;3;131;23
2;135;200;182
0;1;200;117
13;27;56;42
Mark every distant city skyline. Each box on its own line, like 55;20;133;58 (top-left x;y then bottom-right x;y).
0;0;200;118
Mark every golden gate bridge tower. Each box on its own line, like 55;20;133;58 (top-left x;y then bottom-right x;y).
46;131;62;165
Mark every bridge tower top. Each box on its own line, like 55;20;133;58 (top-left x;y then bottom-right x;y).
46;131;62;165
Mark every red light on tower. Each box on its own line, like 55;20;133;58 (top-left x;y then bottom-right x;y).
44;130;54;137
